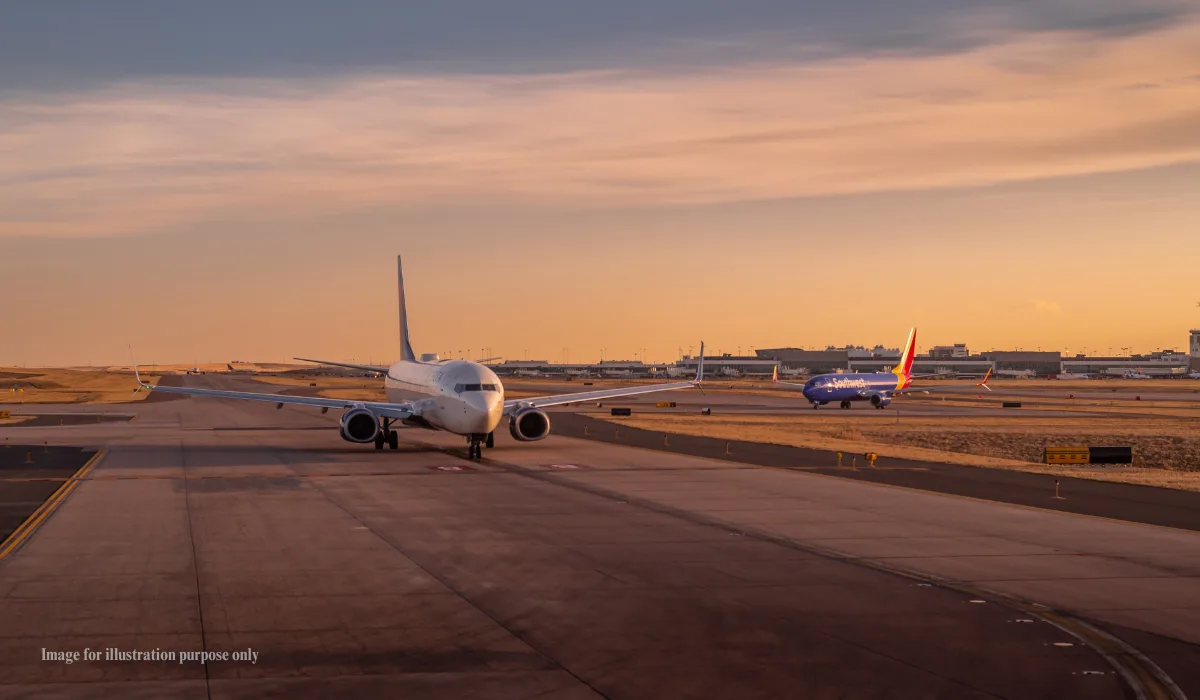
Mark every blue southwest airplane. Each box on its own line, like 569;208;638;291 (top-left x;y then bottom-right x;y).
773;328;990;409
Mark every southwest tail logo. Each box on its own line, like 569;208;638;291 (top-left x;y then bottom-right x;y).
892;328;917;387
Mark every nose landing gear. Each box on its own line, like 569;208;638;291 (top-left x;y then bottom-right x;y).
466;433;486;460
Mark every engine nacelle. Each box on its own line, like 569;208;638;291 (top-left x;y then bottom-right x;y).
339;408;380;443
509;408;551;442
869;393;892;408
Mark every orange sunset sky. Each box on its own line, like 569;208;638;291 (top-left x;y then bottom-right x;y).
2;1;1199;366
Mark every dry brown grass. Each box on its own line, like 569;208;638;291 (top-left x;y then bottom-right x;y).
604;413;1200;492
0;368;158;404
102;363;232;374
254;375;378;389
317;388;389;401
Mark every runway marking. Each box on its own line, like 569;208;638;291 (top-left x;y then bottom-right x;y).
542;463;592;470
0;449;105;563
427;465;475;472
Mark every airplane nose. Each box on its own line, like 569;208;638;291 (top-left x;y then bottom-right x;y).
464;392;504;432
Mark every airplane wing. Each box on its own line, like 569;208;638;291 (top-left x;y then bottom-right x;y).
504;342;705;413
133;361;413;419
894;368;992;395
294;357;390;373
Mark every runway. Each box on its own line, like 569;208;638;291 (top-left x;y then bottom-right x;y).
0;377;1197;698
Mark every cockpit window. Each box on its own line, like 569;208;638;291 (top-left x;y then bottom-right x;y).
454;383;499;393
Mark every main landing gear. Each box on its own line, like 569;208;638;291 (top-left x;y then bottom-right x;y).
840;400;852;410
375;418;399;450
466;432;496;460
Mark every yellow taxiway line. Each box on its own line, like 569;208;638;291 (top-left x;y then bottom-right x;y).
0;448;106;563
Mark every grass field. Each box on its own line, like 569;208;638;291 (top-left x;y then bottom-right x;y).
0;368;158;404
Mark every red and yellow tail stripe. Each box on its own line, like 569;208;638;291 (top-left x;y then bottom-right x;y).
892;327;917;389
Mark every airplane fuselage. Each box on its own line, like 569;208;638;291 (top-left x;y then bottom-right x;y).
383;359;504;435
801;372;906;405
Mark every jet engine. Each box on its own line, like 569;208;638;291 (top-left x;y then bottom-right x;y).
339;407;380;443
869;394;892;408
509;408;551;442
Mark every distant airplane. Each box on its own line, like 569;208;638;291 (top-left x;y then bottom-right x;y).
186;364;204;375
564;368;593;378
719;366;742;378
513;368;544;378
1122;368;1151;380
1057;372;1093;380
136;255;704;459
1186;371;1200;380
602;368;634;378
773;328;990;409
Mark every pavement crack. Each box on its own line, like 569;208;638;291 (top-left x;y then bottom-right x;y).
181;442;214;700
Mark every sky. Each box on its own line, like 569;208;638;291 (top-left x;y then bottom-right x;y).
2;0;1199;366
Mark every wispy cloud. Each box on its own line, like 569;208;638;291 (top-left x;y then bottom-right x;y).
2;20;1199;237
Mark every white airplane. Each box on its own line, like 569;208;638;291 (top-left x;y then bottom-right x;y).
1186;371;1200;380
136;256;704;460
1122;368;1151;380
602;368;634;378
719;366;742;378
513;368;544;378
1057;372;1092;380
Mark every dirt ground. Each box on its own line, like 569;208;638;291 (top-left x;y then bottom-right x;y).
0;368;159;404
604;413;1200;492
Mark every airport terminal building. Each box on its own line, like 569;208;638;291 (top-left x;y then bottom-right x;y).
486;331;1199;379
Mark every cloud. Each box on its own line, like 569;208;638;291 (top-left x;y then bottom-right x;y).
1033;300;1063;315
1;19;1199;237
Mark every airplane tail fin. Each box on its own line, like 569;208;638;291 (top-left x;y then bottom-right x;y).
977;367;992;392
397;255;416;362
772;365;779;383
694;342;705;384
892;328;917;383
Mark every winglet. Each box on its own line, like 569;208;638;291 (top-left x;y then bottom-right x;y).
694;342;705;384
977;367;992;392
128;345;150;389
